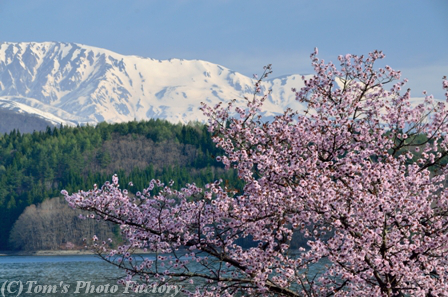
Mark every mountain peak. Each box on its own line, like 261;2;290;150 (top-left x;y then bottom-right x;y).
0;41;306;128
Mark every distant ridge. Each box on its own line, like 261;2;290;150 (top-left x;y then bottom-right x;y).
0;109;56;134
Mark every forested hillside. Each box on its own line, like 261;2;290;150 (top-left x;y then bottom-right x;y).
0;119;243;250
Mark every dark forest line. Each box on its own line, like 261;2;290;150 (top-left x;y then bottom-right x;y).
0;119;244;250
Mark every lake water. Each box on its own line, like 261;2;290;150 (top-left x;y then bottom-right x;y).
0;255;183;297
0;254;326;296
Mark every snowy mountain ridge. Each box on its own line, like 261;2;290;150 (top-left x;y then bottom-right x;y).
0;42;308;127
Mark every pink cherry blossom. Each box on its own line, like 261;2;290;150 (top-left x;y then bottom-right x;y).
64;51;448;296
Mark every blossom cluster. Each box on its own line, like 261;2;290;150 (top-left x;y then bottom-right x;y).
64;50;448;296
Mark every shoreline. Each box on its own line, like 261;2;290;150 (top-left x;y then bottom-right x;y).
0;249;96;256
0;248;157;257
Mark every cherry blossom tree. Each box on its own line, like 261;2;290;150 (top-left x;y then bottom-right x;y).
63;49;448;296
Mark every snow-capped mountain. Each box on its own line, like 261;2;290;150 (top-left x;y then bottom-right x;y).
0;42;308;127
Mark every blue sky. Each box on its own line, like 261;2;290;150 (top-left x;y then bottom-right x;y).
0;0;447;98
